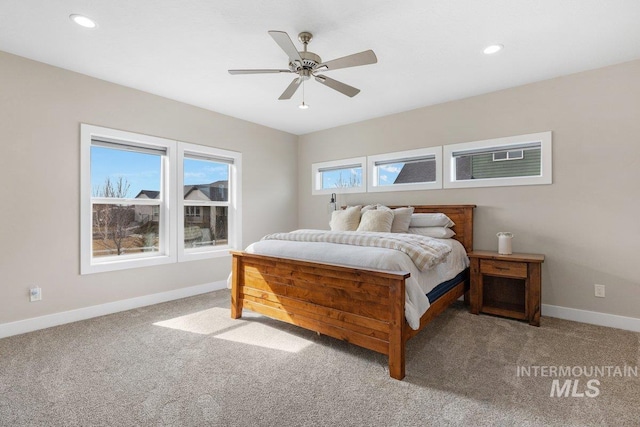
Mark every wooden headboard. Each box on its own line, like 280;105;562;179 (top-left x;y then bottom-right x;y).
389;205;476;252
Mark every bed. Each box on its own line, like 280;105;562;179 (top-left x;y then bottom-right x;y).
230;205;475;380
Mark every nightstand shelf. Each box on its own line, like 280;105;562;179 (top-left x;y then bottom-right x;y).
468;250;544;326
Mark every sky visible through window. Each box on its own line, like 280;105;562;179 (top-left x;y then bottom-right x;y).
322;167;363;189
377;163;403;186
320;164;403;189
91;147;228;197
183;158;229;186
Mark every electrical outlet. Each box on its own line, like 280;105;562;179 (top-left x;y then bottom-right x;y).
29;287;42;302
594;284;605;298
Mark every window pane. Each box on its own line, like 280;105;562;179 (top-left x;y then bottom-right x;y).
321;167;362;190
492;151;508;161
184;206;228;249
377;159;436;186
184;158;229;202
92;204;159;257
507;150;524;159
91;146;161;198
456;147;541;180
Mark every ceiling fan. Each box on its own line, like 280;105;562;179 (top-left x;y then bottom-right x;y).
228;30;377;100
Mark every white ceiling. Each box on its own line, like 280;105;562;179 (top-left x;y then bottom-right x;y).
1;0;640;135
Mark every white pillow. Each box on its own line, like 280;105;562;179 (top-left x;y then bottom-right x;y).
357;210;394;232
375;205;415;233
409;213;455;228
330;206;361;231
408;227;456;239
390;207;414;233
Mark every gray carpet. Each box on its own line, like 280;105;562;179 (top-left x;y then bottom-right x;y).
1;290;638;426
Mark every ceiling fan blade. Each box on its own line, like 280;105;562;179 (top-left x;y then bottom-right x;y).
278;78;302;100
228;69;291;75
268;30;303;63
314;75;360;97
317;50;377;71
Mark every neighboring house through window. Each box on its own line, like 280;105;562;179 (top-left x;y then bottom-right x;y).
368;147;442;192
443;131;552;188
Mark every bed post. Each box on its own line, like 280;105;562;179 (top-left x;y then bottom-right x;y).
230;252;243;319
388;277;406;380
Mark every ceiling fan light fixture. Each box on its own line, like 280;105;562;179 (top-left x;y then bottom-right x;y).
483;44;503;55
70;14;97;28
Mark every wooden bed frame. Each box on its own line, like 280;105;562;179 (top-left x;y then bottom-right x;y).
230;205;475;380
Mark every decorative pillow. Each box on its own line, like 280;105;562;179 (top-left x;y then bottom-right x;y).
361;204;377;213
389;207;414;233
375;204;415;233
409;213;455;228
356;209;394;232
329;206;362;231
408;227;456;239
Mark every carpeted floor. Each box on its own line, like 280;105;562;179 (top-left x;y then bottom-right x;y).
0;289;638;426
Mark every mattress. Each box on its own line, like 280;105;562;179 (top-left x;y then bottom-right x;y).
427;269;468;303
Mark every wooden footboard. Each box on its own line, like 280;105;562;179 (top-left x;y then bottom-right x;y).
230;251;411;379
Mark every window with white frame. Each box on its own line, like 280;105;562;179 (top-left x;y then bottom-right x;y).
81;124;242;274
368;147;442;192
178;143;240;262
443;131;552;189
311;157;366;195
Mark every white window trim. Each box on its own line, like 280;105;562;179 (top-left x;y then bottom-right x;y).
443;131;552;189
81;124;177;274
81;125;242;274
177;142;242;262
368;147;442;193
311;156;367;195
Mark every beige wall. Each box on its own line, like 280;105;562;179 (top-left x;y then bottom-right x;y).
0;51;298;324
2;49;638;327
298;60;640;319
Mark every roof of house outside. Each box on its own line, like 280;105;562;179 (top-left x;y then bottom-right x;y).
135;181;228;201
393;162;436;184
135;190;160;199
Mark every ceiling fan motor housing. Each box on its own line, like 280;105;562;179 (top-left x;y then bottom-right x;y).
289;51;322;76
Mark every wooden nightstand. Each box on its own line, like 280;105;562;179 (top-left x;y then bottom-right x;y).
468;250;545;326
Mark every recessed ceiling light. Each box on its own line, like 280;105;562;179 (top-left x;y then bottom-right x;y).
69;14;97;29
483;44;503;55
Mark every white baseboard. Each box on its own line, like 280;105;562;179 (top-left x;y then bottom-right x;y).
542;304;640;333
0;280;227;339
3;289;637;339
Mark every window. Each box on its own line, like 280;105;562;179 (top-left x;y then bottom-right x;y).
368;147;442;192
443;131;552;189
311;157;366;195
185;206;201;217
91;144;165;259
178;143;240;262
81;124;241;274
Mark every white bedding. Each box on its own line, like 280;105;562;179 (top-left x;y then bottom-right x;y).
241;232;469;330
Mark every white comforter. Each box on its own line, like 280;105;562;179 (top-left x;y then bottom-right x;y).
242;232;469;330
